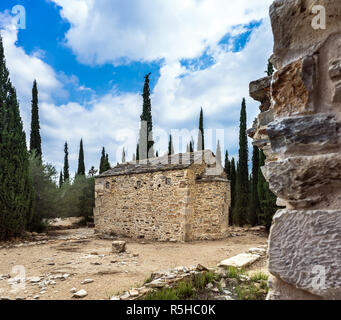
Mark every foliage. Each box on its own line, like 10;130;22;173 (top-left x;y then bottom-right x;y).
99;147;110;174
257;150;278;231
233;98;249;226
77;139;85;176
265;59;275;76
139;73;154;159
28;152;60;232
249;146;260;226
63;142;70;182
0;35;33;240
144;271;216;301
197;107;204;151
58;175;95;222
29;80;42;158
168;134;174;155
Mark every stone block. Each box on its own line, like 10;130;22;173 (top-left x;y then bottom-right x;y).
267;114;340;154
270;0;341;69
268;210;341;299
218;253;261;269
112;241;126;253
264;153;341;207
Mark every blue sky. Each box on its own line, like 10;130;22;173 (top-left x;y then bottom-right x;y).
0;0;274;175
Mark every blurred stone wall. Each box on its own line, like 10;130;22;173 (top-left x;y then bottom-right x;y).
248;0;341;300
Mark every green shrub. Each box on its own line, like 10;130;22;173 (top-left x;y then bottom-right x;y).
144;288;179;300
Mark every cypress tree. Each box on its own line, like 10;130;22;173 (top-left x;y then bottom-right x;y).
156;151;159;157
77;139;85;176
189;138;194;153
139;73;154;159
136;144;139;161
105;153;110;171
63;142;70;182
168;135;174;155
0;35;33;239
29;80;42;159
59;170;63;188
224;150;231;179
249;146;260;226
99;147;106;174
257;150;278;231
197;108;204;151
233;98;249;226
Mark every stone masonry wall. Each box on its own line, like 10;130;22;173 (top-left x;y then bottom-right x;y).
94;169;190;242
248;0;341;299
94;164;230;242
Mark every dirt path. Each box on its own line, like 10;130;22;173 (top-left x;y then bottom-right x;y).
0;228;268;300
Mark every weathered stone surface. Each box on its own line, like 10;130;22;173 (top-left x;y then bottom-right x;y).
249;76;272;103
249;0;341;300
259;109;274;127
266;275;320;300
268;210;341;299
271;59;313;117
267;114;340;155
270;0;341;69
112;241;126;254
264;154;341;208
248;248;266;256
218;253;261;269
333;81;341;103
329;59;341;80
95;150;230;242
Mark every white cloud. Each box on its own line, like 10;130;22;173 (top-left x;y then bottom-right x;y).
1;1;274;175
0;13;65;131
51;0;273;65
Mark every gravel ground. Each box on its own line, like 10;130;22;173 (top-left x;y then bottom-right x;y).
0;228;268;300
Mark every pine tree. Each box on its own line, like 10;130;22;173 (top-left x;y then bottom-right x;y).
233;98;249;226
77;139;85;176
63;142;70;182
168;135;174;155
224;151;231;179
197;107;204;151
249;146;260;226
139;73;154;159
29;80;42;159
0;35;33;239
